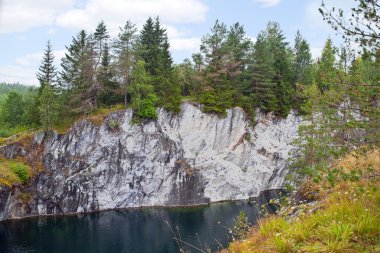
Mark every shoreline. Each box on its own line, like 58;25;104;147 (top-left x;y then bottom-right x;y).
0;189;283;222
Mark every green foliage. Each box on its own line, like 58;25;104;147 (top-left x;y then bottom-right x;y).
60;30;98;113
0;83;35;103
130;61;157;120
98;43;122;105
139;17;173;76
196;20;250;115
114;20;138;107
107;119;118;130
316;38;338;91
291;48;380;185
0;126;31;138
153;76;181;113
249;32;277;112
228;148;380;253
292;31;313;86
138;17;181;113
6;18;373;135
319;0;380;51
174;59;198;97
39;85;58;131
1;92;25;127
9;163;30;184
36;40;57;93
199;88;233;116
232;211;252;240
134;93;158;120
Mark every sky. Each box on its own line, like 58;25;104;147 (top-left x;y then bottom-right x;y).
0;0;354;86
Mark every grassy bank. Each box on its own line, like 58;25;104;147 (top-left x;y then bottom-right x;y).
224;148;380;253
0;158;31;187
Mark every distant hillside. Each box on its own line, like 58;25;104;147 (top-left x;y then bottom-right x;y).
0;83;37;103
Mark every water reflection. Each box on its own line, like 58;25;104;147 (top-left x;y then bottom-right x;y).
0;195;277;253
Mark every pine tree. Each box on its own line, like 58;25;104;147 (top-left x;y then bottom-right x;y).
198;20;233;114
114;20;138;107
36;40;57;94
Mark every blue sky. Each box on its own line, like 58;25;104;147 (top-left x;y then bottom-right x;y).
0;0;352;85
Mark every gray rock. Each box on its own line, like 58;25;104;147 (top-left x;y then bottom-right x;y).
0;103;301;220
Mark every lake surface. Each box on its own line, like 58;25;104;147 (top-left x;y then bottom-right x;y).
0;193;278;253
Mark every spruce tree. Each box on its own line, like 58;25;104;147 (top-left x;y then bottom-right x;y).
60;30;97;113
265;22;293;116
36;40;57;94
317;38;337;91
98;43;120;105
248;33;276;112
225;22;252;104
139;17;158;75
292;31;313;86
139;17;180;112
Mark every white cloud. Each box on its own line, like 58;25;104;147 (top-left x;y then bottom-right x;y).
54;50;67;64
254;0;281;7
0;0;75;34
0;0;208;34
170;37;200;52
311;47;322;60
0;49;66;85
56;0;208;32
0;65;37;85
248;36;257;43
15;53;43;67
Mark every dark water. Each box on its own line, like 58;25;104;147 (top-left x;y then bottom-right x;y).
0;194;279;253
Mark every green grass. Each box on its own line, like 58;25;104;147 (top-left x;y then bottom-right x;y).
0;159;31;186
225;148;380;253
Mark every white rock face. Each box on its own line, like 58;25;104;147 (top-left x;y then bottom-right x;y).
0;102;301;220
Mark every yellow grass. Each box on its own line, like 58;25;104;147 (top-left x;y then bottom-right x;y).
53;104;125;133
225;147;380;253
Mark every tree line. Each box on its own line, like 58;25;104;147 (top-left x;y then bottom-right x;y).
1;16;379;134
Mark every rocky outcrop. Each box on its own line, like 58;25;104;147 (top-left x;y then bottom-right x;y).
0;102;301;220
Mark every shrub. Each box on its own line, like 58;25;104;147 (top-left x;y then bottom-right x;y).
10;163;30;184
134;94;158;120
107;119;118;130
